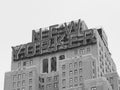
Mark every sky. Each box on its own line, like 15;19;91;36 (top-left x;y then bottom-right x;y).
0;0;120;89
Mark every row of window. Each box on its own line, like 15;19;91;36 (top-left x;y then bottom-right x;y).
62;61;82;71
62;69;82;77
13;86;32;90
39;75;59;83
13;71;33;81
61;76;83;88
18;60;33;68
39;82;59;90
13;78;32;88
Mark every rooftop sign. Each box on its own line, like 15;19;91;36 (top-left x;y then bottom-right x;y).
12;19;97;61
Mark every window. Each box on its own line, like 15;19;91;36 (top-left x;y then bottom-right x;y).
74;69;78;75
18;62;21;68
13;75;16;81
62;72;66;77
22;73;26;78
74;77;78;82
18;74;21;80
39;84;41;89
110;77;113;83
62;79;66;88
69;78;73;87
46;84;52;90
79;76;83;82
69;63;73;69
13;82;16;88
79;48;84;54
23;61;26;66
43;59;48;73
74;62;78;68
79;61;82;67
29;71;33;77
42;78;44;83
17;81;21;87
41;85;44;90
17;88;20;90
30;60;33;65
47;77;52;82
22;87;25;90
29;86;32;90
29;79;32;84
54;75;58;81
59;55;65;60
91;87;96;90
92;61;95;67
22;80;25;86
87;47;90;52
69;71;73;76
54;82;58;88
62;64;66;70
51;57;57;72
79;68;82;75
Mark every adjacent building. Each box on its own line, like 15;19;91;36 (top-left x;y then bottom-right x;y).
4;19;119;90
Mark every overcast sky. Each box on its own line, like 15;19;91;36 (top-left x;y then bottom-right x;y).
0;0;120;89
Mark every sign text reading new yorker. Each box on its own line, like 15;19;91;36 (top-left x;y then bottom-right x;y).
12;19;95;61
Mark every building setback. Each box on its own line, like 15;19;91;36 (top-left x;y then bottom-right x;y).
4;19;120;90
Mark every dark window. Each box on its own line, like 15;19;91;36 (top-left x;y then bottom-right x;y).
23;62;26;66
51;57;57;72
91;87;96;90
59;55;65;60
42;78;44;83
43;59;48;73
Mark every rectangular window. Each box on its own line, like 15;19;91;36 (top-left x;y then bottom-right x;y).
62;72;66;77
18;62;21;68
29;79;32;84
74;69;78;75
69;63;73;69
47;77;52;82
13;75;16;81
22;73;26;78
13;82;16;88
79;76;83;82
74;62;78;68
29;71;33;77
62;79;66;88
69;71;73;76
69;78;73;87
87;47;90;52
29;86;32;90
62;64;66;70
74;77;78;83
79;61;82;67
22;80;25;86
30;60;33;65
17;81;21;87
41;85;44;90
22;87;25;90
54;75;58;81
43;59;48;73
79;68;82;75
91;87;96;90
17;88;20;90
42;78;44;83
18;74;21;80
54;82;58;88
23;61;26;66
51;57;57;72
46;84;52;90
